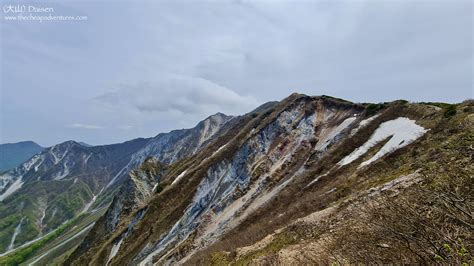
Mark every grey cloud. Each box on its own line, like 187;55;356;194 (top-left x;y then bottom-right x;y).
1;0;471;146
68;123;104;130
94;74;259;116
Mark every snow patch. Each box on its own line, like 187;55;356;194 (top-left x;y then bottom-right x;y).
82;188;103;213
305;172;328;188
107;238;124;265
50;146;67;165
37;200;47;232
84;153;92;164
82;194;97;213
53;164;70;180
0;173;15;191
171;170;187;186
0;178;24;201
34;156;44;172
23;155;41;171
316;117;356;151
338;117;428;167
50;208;57;220
8;217;25;250
106;165;129;188
350;114;381;136
360;114;380;128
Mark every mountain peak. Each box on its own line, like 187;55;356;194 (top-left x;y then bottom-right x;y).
205;112;232;121
53;140;81;147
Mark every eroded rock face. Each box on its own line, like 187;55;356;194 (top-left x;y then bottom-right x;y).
68;94;443;266
99;158;169;264
72;95;370;265
104;113;233;189
134;103;318;264
105;158;167;234
134;97;362;265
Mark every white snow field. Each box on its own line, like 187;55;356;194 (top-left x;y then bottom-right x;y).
338;117;428;168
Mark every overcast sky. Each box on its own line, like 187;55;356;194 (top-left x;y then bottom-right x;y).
1;0;472;146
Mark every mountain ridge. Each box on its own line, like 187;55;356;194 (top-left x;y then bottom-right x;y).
1;94;471;265
67;94;472;265
0;112;233;254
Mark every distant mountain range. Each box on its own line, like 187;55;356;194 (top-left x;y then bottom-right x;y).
0;113;232;254
0;94;471;265
0;141;44;172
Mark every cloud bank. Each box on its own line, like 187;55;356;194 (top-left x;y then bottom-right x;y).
68;124;104;130
94;74;259;116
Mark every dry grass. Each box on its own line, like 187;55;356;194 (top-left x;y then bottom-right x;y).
188;101;473;265
68;97;473;265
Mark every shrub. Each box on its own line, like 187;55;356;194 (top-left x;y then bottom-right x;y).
366;103;383;116
443;105;457;118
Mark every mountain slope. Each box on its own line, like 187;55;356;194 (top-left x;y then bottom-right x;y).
0;141;44;172
0;138;149;253
0;113;232;254
193;100;473;265
67;94;473;265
